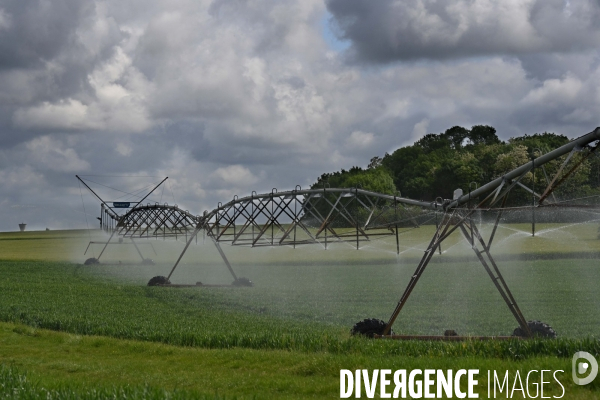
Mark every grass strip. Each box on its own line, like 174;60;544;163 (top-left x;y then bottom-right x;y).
2;322;600;399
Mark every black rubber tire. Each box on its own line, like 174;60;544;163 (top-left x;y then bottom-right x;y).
147;276;170;286
84;258;99;265
141;258;155;265
351;318;393;338
232;277;253;287
512;320;557;338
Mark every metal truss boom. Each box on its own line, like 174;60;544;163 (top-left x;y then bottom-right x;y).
86;127;600;337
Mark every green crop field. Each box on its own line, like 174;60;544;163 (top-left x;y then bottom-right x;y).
1;224;600;398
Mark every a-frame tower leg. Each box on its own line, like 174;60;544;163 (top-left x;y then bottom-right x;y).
383;210;531;337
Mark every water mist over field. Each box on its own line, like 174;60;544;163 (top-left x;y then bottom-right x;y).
68;207;600;338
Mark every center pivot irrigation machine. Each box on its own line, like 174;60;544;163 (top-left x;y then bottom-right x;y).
81;127;600;340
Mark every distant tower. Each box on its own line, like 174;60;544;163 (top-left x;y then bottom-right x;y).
18;223;26;232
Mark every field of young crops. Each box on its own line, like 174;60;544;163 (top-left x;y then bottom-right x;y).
0;224;599;398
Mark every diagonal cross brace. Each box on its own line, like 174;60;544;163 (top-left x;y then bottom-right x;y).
383;209;531;337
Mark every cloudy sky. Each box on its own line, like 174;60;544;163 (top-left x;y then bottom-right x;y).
1;0;600;231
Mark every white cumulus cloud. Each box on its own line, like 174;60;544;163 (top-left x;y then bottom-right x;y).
212;165;260;187
25;136;90;172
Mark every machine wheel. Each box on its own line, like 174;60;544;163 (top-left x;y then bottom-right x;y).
84;258;99;265
232;277;253;287
147;276;170;286
141;258;155;265
351;318;393;338
512;320;557;338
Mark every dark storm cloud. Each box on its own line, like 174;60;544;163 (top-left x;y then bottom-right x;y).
326;0;600;62
0;0;90;69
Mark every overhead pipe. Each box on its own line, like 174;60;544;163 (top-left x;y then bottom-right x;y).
447;127;600;209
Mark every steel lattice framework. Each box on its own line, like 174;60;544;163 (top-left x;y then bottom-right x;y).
115;204;199;239
161;187;440;281
204;188;433;246
102;188;436;244
83;127;600;339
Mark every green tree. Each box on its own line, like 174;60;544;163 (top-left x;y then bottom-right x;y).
444;126;470;150
314;126;599;205
494;145;533;183
312;166;396;195
468;125;501;146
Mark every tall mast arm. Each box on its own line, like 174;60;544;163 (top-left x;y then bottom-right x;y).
76;175;117;215
132;177;169;210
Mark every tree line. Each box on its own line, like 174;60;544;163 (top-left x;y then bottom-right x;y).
312;126;600;204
